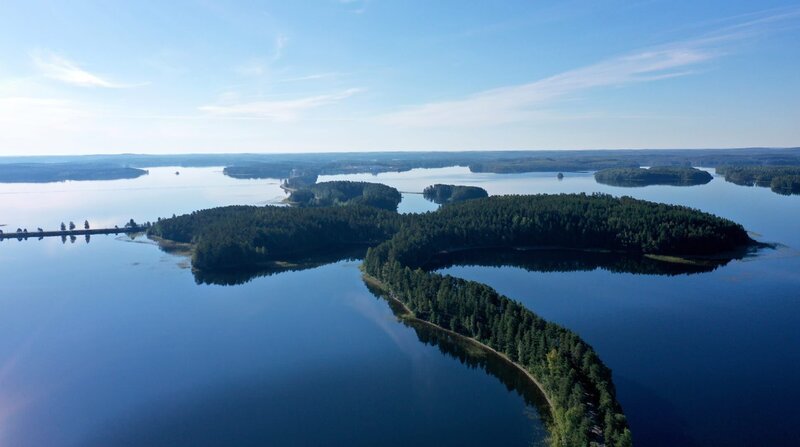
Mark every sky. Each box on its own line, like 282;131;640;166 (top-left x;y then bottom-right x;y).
0;0;798;155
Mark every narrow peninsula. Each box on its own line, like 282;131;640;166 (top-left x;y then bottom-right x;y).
149;193;756;447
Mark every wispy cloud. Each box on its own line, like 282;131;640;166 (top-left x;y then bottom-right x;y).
234;33;290;77
380;8;800;128
273;34;289;61
31;51;145;89
276;72;342;83
337;0;369;14
198;88;363;121
380;47;712;127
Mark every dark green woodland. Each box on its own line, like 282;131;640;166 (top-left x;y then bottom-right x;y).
149;192;755;447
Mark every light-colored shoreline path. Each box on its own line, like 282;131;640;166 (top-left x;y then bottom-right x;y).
362;273;558;416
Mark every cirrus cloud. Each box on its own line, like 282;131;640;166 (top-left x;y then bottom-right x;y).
31;50;146;89
198;88;364;121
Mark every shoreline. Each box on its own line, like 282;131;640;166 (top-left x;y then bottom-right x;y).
361;272;560;438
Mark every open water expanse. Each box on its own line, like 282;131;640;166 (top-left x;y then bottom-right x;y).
0;166;798;446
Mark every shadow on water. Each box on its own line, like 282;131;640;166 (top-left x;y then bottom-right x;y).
363;280;552;443
424;247;732;276
613;376;700;447
404;317;553;427
188;246;370;286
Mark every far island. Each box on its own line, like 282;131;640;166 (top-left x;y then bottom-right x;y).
716;165;800;195
287;181;402;211
0;163;148;183
422;184;488;204
594;166;713;187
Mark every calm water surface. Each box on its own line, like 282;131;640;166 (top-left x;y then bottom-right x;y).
1;166;798;446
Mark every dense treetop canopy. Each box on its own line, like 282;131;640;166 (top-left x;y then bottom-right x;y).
423;184;488;204
150;192;755;447
288;181;402;211
594;166;713;187
716;165;800;195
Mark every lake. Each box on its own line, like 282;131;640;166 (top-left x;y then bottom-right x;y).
0;166;798;446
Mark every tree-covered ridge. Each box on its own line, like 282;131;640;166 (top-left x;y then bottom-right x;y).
716;166;800;195
422;184;488;204
364;194;753;447
148;205;401;270
287;181;402;211
370;194;751;271
594;167;713;187
0;162;147;183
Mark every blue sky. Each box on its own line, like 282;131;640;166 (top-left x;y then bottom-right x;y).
0;0;798;155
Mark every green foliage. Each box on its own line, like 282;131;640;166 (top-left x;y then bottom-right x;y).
422;184;488;204
0;163;147;183
288;181;402;211
149;204;402;270
151;192;755;446
363;193;752;447
770;175;800;195
594;167;712;187
717;166;800;195
223;162;299;179
283;173;319;189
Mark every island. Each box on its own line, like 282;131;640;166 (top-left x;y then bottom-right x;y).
594;166;713;187
148;204;401;271
469;157;639;173
223;162;299;179
281;171;319;190
148;192;757;447
0;162;148;183
716;166;800;195
287;181;402;211
422;184;488;204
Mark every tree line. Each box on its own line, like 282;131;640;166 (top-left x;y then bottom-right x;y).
716;165;800;195
362;193;751;446
148;204;402;270
422;184;488;204
149;193;755;446
288;181;402;211
594;167;712;187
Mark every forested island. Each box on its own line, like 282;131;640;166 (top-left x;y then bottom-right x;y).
148;204;400;271
422;184;488;204
716;166;800;195
149;192;757;447
287;181;402;211
0;163;147;183
594;167;713;187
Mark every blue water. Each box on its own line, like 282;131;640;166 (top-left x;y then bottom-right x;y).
1;166;798;446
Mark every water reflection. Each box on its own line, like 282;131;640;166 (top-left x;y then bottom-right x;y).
425;247;737;276
362;279;551;444
404;318;552;427
181;246;370;286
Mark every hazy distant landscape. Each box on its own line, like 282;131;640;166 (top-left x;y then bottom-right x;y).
2;147;800;195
